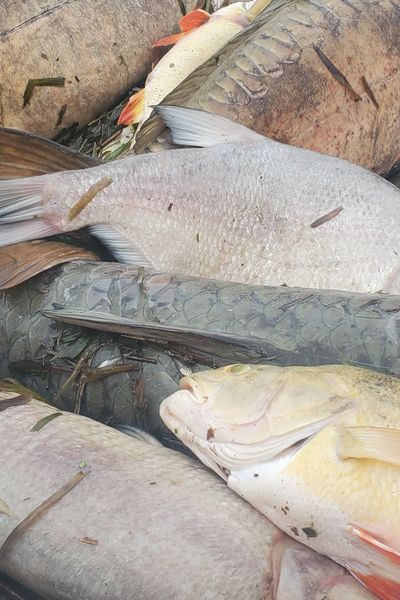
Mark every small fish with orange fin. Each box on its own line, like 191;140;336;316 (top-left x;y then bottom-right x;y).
161;363;400;600
118;0;272;138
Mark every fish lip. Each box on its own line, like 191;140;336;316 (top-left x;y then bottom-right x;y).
160;397;229;480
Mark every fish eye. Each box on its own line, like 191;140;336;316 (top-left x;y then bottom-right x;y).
225;364;252;374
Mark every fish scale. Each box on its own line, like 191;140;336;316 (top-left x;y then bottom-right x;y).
1;108;400;294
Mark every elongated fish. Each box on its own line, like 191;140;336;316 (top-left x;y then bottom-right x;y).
0;0;197;139
1;254;400;437
118;1;270;134
136;0;400;174
0;390;275;599
160;363;400;599
1;107;400;294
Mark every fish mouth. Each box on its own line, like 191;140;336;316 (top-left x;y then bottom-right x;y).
159;390;231;480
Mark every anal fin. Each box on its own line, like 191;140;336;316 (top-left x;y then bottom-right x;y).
89;224;153;268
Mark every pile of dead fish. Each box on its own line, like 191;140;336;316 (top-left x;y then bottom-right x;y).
0;0;399;598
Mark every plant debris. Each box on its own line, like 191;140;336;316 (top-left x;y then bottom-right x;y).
310;206;343;228
313;46;361;101
0;470;89;559
69;177;113;221
361;75;379;109
23;77;65;108
30;412;63;432
0;497;14;518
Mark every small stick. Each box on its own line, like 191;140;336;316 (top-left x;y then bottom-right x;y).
361;76;379;109
310;206;343;228
313;46;361;101
69;177;113;221
0;471;88;559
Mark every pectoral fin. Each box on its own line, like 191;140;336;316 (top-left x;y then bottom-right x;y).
336;426;400;466
347;525;400;600
118;89;145;126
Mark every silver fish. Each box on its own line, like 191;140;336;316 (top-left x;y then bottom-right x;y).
0;106;400;294
0;392;274;599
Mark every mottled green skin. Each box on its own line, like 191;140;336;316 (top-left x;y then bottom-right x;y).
1;261;399;435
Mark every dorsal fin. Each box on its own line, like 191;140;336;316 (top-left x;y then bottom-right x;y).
154;105;265;147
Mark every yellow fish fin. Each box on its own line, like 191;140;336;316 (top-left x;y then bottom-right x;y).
336;426;400;466
347;525;400;600
118;89;145;126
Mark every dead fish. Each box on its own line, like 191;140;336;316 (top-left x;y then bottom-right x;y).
272;534;375;599
0;0;198;139
1;252;400;438
160;363;400;599
136;0;400;174
0;391;275;600
1;106;400;293
118;1;270;134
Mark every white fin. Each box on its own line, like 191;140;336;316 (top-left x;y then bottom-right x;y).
0;176;59;246
337;426;400;466
89;224;153;268
154;105;265;147
113;425;162;447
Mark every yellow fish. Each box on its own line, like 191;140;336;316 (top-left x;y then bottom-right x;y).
160;364;400;600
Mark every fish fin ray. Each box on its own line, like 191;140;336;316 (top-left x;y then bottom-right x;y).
89;224;153;267
337;426;400;466
345;525;400;599
118;89;145;126
178;9;210;32
0;128;101;180
152;32;186;47
0;241;99;290
134;0;295;152
0;176;61;246
154;105;264;147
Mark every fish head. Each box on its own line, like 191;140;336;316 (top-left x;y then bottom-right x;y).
160;364;359;478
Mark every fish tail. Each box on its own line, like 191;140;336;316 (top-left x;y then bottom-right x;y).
118;88;146;126
0;176;60;246
0;127;101;248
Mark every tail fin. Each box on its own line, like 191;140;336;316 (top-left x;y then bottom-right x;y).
0;127;102;248
0;177;59;247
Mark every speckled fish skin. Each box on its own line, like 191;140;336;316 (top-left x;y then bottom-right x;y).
1;261;400;437
160;363;400;599
0;0;198;138
3;132;400;294
138;0;400;174
0;398;275;600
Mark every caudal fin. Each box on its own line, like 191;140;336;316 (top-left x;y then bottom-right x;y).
0;177;59;247
0;127;101;248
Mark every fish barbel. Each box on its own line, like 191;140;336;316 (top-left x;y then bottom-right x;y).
1;107;400;294
136;0;400;174
161;363;400;599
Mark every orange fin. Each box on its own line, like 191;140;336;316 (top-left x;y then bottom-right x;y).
351;571;400;600
152;9;210;47
118;89;145;126
152;32;185;48
349;525;400;565
178;9;210;32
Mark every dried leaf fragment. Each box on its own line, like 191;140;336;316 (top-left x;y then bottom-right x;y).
30;412;63;432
